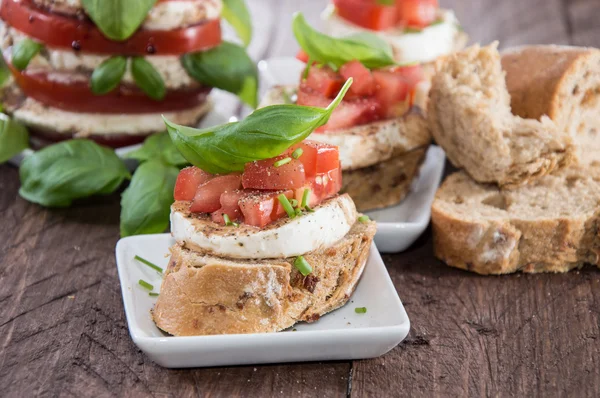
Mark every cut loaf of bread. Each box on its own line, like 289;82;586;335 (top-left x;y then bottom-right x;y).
428;43;574;189
432;167;600;275
502;45;600;166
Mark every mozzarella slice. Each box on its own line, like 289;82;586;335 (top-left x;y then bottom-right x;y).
170;194;358;259
322;6;462;65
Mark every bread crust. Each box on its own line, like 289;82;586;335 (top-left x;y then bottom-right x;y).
153;220;377;335
428;43;575;189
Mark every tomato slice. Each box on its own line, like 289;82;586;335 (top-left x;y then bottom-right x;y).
340;60;375;98
190;174;242;213
305;65;344;98
396;0;439;28
333;0;398;31
211;190;244;224
242;156;306;190
289;141;340;176
0;0;222;55
6;62;211;114
174;167;213;201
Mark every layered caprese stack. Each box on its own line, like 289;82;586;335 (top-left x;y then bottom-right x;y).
0;0;255;148
261;14;431;211
152;79;377;336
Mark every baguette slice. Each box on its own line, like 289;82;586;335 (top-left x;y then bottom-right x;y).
432;167;600;275
428;43;574;189
502;45;600;166
153;219;377;336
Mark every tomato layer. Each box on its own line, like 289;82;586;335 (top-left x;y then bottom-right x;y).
0;0;222;55
7;61;212;114
333;0;439;30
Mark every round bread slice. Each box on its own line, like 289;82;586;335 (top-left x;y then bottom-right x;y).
153;218;377;336
432;167;600;275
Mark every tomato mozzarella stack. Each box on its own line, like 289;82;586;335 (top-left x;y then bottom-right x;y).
0;0;227;147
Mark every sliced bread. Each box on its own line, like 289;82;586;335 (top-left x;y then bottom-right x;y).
432;167;600;275
428;43;574;189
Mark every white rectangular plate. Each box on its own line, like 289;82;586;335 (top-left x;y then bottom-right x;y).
258;57;446;254
116;234;410;368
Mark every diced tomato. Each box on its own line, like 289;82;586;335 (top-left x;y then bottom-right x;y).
296;49;310;63
239;190;292;228
396;0;438;28
190;174;242;213
372;70;410;117
270;190;295;221
340;61;375;98
305;65;344;98
333;0;399;31
289;141;340;176
211;190;244;224
394;64;424;91
242;156;306;191
295;166;343;207
174;167;213;201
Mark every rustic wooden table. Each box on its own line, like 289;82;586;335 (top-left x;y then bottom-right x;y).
1;0;599;396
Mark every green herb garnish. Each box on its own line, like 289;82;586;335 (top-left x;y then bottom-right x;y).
12;38;43;71
404;26;423;34
149;292;159;297
138;279;153;291
134;255;163;273
223;214;239;227
376;0;394;4
274;157;292;167
301;189;314;212
358;215;370;223
355;307;367;314
292;148;303;159
289;198;299;208
0;114;29;164
81;0;156;41
222;0;253;47
294;255;313;276
90;56;127;95
429;18;445;27
131;57;166;101
278;194;296;218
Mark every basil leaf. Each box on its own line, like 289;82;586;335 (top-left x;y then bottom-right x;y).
120;160;178;237
0;57;11;87
222;0;252;47
292;13;395;69
12;39;43;71
164;78;353;174
124;132;187;166
81;0;157;41
131;57;166;101
90;56;127;95
0;114;29;163
19;139;130;207
181;41;258;108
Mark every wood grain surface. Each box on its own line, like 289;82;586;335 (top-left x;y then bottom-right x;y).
1;0;599;397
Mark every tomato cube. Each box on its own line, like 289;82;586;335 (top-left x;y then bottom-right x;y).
305;65;343;98
394;64;424;91
296;49;309;63
239;190;292;228
333;0;399;31
210;190;244;224
289;141;340;176
372;69;409;117
190;174;242;213
340;60;375;97
242;156;306;190
396;0;438;28
174;167;212;201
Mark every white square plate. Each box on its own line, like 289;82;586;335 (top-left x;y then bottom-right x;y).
116;234;410;368
258;57;446;253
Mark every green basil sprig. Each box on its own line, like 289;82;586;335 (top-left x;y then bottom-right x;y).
131;57;166;101
182;41;258;108
165;78;353;174
91;56;127;95
120;160;179;237
12;39;43;71
124;132;187;167
222;0;253;47
19;140;130;207
0;114;29;163
81;0;157;41
292;13;395;69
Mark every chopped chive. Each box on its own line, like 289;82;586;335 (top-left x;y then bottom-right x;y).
290;198;299;207
278;194;296;218
149;292;159;297
223;214;239;227
301;189;311;208
134;255;163;273
404;26;422;34
138;279;153;291
355;307;367;314
302;57;312;80
429;18;444;27
294;255;312;276
295;208;303;217
292;148;303;159
274;157;292;167
358;215;370;223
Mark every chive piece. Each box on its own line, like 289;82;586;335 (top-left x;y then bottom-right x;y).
294;255;312;276
355;307;367;314
358;215;370;223
292;148;303;159
404;26;422;34
223;214;239;227
274;157;292;167
295;208;303;217
429;18;444;27
134;255;163;273
290;198;299;208
302;57;312;80
301;189;311;208
138;279;153;291
149;292;159;297
278;194;296;218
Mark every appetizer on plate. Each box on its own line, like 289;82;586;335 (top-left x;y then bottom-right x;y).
152;79;377;336
261;14;431;211
0;0;256;148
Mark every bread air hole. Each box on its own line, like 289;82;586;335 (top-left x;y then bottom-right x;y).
566;176;581;188
482;194;509;210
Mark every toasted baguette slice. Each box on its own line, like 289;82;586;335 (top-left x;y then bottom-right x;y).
502;45;600;166
432;167;600;275
153;219;377;336
428;43;574;189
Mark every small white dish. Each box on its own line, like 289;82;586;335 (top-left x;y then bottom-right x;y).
258;57;446;253
115;234;410;368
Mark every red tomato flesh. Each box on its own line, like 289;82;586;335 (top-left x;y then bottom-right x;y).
190;174;242;213
372;69;409;118
239;190;293;228
242;156;306;190
289;141;340;176
211;190;244;224
305;65;344;98
396;0;439;28
296;50;310;63
394;64;424;91
340;60;375;98
333;0;398;31
174;167;213;201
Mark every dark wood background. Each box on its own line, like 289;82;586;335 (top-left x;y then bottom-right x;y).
1;0;599;396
